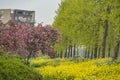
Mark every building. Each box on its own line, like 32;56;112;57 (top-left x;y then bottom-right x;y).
0;9;35;26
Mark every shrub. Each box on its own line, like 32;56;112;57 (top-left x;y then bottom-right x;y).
0;50;42;80
0;59;42;80
0;49;7;58
0;49;24;63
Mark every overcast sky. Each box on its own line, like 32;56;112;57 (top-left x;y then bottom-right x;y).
0;0;61;25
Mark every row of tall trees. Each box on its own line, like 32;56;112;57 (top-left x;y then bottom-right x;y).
53;0;120;60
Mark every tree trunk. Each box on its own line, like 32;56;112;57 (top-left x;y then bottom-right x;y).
87;49;90;58
102;6;111;58
102;20;108;58
85;49;87;58
113;41;120;60
90;49;94;59
76;45;79;57
56;53;59;58
64;48;68;58
113;28;120;60
60;51;63;58
26;51;32;65
94;45;98;59
70;45;72;57
58;52;61;58
73;44;76;58
98;47;101;58
108;44;111;57
68;45;70;58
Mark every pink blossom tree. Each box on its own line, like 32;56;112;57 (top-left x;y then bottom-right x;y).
0;20;59;64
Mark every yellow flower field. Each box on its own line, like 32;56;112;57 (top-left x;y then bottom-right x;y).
31;58;120;80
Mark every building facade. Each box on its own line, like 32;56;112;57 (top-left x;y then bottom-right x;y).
0;9;35;26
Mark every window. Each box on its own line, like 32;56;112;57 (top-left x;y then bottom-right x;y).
28;12;31;15
18;11;23;14
18;16;27;22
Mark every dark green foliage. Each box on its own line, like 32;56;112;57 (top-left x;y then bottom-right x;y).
0;49;24;63
0;50;42;80
32;61;49;68
0;59;42;80
0;49;7;58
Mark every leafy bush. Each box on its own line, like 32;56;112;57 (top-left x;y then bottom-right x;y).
0;59;42;80
0;49;24;63
0;50;42;80
0;49;7;58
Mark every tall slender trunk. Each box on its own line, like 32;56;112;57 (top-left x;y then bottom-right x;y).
94;45;98;59
73;44;76;58
113;41;120;60
56;53;59;58
113;28;120;60
108;44;111;57
85;49;87;58
60;51;63;58
98;47;101;58
58;52;60;58
90;49;94;59
94;25;99;59
87;49;90;58
76;45;79;57
70;45;72;57
68;45;70;58
68;45;72;58
64;48;68;58
102;20;108;58
102;6;111;58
